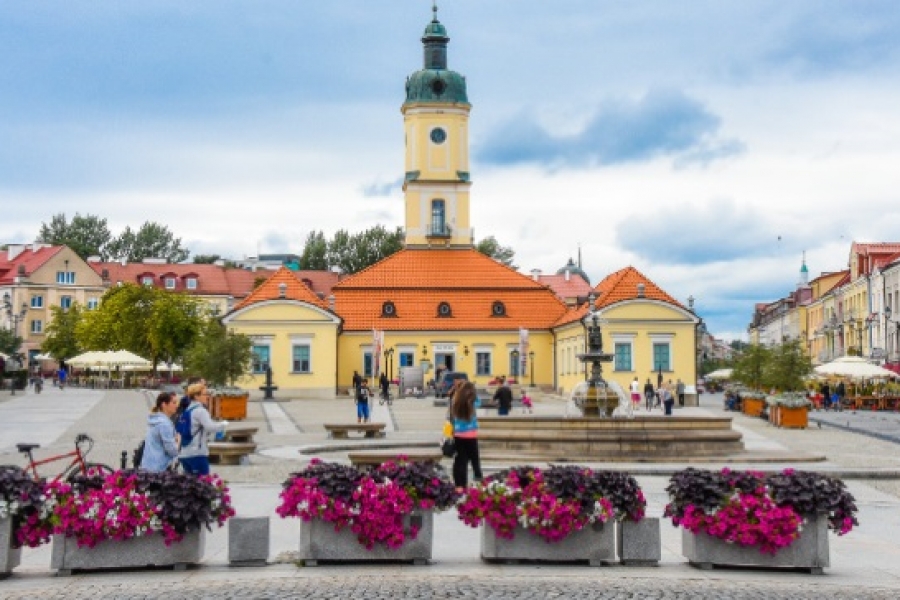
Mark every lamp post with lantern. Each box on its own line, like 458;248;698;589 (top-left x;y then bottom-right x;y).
2;292;28;395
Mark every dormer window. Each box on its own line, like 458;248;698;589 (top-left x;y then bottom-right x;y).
437;302;452;317
164;277;176;290
491;301;506;316
141;276;154;286
185;278;198;290
382;301;397;317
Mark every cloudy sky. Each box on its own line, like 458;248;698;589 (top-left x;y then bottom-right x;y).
2;1;900;340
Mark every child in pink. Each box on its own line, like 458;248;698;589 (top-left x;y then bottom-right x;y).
521;392;533;414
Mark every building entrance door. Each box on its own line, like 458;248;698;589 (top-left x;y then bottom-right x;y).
435;353;455;372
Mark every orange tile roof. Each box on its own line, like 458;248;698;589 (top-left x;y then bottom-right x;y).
90;261;264;298
332;249;568;331
553;266;685;327
232;266;331;312
334;249;550;290
0;245;63;284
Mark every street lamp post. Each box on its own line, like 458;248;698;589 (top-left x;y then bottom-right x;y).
3;292;28;396
383;347;394;382
528;350;535;387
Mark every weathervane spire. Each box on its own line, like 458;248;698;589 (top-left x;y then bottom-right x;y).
432;0;438;22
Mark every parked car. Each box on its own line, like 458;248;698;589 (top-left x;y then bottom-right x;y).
436;371;469;398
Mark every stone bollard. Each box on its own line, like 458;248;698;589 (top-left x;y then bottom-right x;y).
618;518;661;566
229;517;269;567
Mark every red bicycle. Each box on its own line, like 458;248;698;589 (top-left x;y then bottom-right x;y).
17;434;114;482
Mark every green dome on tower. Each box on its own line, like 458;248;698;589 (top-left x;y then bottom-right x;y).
404;6;469;106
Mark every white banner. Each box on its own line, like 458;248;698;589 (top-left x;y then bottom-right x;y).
519;328;529;376
372;329;384;377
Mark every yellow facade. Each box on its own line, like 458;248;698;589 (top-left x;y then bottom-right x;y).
556;301;698;396
841;277;869;356
223;300;340;399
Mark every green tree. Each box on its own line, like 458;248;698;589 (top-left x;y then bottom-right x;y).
192;254;221;264
731;344;770;391
300;231;329;270
41;303;84;361
183;319;252;387
0;328;22;358
765;339;813;392
326;225;404;274
36;213;112;259
476;236;517;268
106;222;190;264
76;284;205;369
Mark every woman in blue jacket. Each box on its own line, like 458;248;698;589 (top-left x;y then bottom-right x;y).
140;392;181;472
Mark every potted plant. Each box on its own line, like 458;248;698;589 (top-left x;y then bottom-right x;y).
0;466;48;576
665;467;858;574
26;470;234;574
766;392;812;429
457;465;648;566
277;458;459;565
184;321;253;419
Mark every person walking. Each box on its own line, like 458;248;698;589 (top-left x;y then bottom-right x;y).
835;380;846;411
352;370;362;398
676;379;686;407
630;377;641;410
178;383;227;476
820;382;831;411
493;375;513;416
662;384;675;416
356;378;371;423
57;366;67;390
141;392;181;472
450;381;482;488
643;378;655;411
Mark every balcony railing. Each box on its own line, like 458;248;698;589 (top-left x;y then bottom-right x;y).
426;223;452;238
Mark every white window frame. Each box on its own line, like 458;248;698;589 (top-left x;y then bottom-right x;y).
60;296;73;309
475;350;492;376
87;297;99;310
31;319;43;334
649;333;675;372
164;277;176;290
611;334;636;373
56;271;75;285
250;340;272;374
141;276;154;286
31;295;43;308
291;344;312;374
186;278;198;290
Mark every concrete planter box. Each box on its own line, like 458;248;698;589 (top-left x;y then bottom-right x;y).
298;510;433;566
229;517;270;566
618;518;661;566
682;514;829;574
51;529;205;575
1;517;22;578
481;521;617;566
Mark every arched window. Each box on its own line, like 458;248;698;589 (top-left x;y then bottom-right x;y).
491;301;506;316
437;302;452;317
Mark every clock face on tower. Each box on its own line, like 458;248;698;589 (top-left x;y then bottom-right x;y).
430;127;447;144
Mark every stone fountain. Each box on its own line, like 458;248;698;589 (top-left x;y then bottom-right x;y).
572;311;620;417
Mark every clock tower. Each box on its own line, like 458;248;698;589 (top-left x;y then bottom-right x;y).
402;5;472;248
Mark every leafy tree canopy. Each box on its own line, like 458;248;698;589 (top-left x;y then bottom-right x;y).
105;222;190;264
183;320;253;387
299;230;328;270
36;213;112;260
0;327;22;358
192;254;221;264
41;304;84;361
307;225;404;274
476;236;517;268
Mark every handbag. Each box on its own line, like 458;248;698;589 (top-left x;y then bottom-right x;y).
441;437;456;458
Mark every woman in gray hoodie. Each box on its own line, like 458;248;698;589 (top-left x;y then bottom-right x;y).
140;392;181;472
178;383;227;476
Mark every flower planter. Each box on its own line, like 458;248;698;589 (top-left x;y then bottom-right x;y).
480;521;617;566
297;510;433;566
778;405;808;429
50;530;206;575
742;397;765;417
618;518;661;566
0;517;21;578
682;514;829;574
211;392;249;421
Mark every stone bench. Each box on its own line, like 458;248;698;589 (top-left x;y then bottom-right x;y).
348;449;443;467
323;423;387;439
208;441;257;465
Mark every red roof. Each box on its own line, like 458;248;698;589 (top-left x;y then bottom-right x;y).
0;244;64;284
537;273;592;301
89;261;263;298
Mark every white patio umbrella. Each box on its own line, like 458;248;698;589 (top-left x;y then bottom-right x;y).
66;350;110;367
67;350;151;369
814;356;898;379
705;368;734;380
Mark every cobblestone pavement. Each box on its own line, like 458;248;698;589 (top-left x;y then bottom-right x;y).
4;572;899;599
809;408;900;444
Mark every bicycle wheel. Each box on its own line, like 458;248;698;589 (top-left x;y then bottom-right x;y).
65;462;115;482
